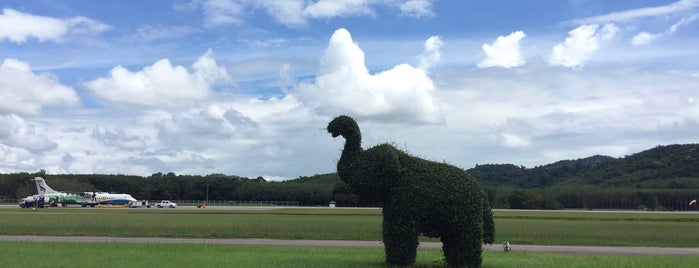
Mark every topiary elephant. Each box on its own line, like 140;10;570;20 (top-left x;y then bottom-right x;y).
327;115;494;267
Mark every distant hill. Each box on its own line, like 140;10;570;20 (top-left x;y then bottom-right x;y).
468;144;699;189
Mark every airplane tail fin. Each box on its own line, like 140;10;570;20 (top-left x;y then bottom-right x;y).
34;177;59;195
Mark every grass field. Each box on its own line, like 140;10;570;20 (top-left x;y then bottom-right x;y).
2;208;699;247
3;208;699;267
2;241;698;268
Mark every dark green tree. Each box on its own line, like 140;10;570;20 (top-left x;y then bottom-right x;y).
327;115;494;267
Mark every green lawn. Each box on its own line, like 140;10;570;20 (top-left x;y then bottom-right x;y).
494;210;699;247
2;241;698;268
3;208;699;267
2;208;699;247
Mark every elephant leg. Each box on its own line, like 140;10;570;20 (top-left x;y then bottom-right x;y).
382;213;419;266
441;222;483;268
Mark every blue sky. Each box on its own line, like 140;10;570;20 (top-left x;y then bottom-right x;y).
1;0;698;180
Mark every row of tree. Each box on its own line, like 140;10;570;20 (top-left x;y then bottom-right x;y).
484;187;699;211
3;171;697;211
0;171;338;206
2;144;698;210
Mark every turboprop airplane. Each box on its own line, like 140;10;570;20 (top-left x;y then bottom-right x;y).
34;177;137;207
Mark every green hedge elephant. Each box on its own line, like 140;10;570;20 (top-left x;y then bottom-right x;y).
328;115;495;267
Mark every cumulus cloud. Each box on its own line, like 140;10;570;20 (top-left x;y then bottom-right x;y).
91;126;147;151
255;1;306;26
478;31;526;68
631;32;660;46
0;8;109;43
0;114;57;153
296;28;442;124
0;58;81;115
550;24;618;68
436;63;699;165
418;36;443;72
153;104;260;157
85;50;230;107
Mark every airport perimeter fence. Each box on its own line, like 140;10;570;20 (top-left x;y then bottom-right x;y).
0;196;14;205
0;198;300;207
144;200;301;207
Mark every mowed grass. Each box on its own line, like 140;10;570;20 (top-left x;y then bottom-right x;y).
0;208;383;240
2;208;699;247
494;210;699;247
3;208;699;267
2;241;698;268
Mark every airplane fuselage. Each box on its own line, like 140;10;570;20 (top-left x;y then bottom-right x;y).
27;177;137;208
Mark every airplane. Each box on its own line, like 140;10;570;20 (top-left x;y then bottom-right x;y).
33;177;137;207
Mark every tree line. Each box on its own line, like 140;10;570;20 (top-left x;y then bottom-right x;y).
0;171;338;206
2;144;698;210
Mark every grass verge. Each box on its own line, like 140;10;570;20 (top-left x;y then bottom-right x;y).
2;241;698;268
2;208;699;247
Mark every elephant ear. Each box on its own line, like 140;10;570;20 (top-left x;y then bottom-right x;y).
371;144;401;191
348;144;401;202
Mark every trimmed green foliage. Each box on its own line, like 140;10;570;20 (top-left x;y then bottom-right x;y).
328;115;494;267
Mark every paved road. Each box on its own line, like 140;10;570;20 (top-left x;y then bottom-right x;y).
2;235;698;255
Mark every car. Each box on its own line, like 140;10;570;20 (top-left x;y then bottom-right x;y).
156;200;177;208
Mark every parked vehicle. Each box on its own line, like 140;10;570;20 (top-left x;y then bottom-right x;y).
156;200;177;208
129;200;150;208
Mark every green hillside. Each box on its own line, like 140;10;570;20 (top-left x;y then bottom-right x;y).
469;144;699;189
469;144;699;210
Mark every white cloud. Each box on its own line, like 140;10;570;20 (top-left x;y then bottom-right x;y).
256;1;307;26
550;24;618;68
186;0;434;27
570;0;699;25
669;13;698;32
130;25;197;42
91;126;147;151
85;50;230;107
631;14;698;46
478;31;526;69
0;114;57;153
399;0;434;18
0;58;81;115
303;0;374;19
500;132;531;149
0;8;109;43
631;32;660;46
201;0;245;26
418;36;442;72
296;28;442;124
430;64;699;167
157;105;257;144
